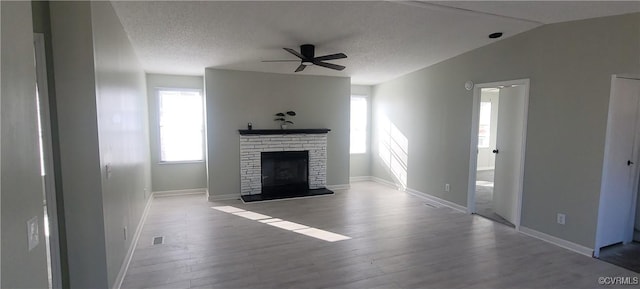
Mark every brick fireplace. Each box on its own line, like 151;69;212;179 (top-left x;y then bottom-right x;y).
239;129;330;199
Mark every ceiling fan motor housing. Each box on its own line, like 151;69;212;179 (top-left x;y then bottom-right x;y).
300;44;315;59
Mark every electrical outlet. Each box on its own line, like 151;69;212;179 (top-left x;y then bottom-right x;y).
27;217;39;251
445;184;450;192
557;213;566;225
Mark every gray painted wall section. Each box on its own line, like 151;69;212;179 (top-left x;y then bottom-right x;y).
350;85;372;177
205;69;350;197
1;2;50;288
146;74;207;192
91;2;152;287
50;1;152;288
371;13;640;248
50;2;109;288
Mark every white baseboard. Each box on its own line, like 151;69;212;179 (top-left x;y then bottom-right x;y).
519;226;593;257
369;177;466;213
208;193;240;202
153;188;206;198
326;184;350;191
405;188;467;213
113;192;154;289
350;176;372;183
370;176;403;189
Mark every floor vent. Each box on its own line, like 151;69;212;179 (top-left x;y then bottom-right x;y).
152;236;164;245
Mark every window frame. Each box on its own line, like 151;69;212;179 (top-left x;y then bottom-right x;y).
155;88;205;164
350;95;369;155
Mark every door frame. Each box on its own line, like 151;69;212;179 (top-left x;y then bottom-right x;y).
34;33;62;289
467;78;530;230
593;74;640;257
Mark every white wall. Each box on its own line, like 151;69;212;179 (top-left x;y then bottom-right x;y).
1;2;50;287
350;85;373;177
205;69;350;197
50;1;151;288
146;74;207;192
372;13;640;248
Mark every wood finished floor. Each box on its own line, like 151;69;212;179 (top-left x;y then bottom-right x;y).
122;182;639;289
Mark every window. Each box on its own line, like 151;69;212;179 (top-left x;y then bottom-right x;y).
478;101;491;148
350;96;368;154
158;89;204;162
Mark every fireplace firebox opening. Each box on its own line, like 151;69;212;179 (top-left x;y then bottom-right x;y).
261;151;309;198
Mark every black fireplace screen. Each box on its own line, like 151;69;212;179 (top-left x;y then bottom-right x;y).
261;150;309;197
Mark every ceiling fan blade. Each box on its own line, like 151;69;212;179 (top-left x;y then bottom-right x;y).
313;61;345;71
261;60;301;62
283;48;304;59
295;64;306;72
313;53;347;62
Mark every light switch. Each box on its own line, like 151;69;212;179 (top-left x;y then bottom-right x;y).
27;216;39;251
106;163;112;179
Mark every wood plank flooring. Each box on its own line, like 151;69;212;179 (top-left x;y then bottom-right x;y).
599;242;640;273
122;182;639;289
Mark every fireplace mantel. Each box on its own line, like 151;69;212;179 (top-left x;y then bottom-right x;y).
238;128;330;135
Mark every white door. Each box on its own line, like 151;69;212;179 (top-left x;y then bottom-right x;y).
596;77;640;250
493;86;526;225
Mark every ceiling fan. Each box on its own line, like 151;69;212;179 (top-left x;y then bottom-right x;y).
262;44;347;72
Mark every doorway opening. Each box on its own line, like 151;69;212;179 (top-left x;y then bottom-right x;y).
595;75;640;273
474;88;513;227
467;79;530;229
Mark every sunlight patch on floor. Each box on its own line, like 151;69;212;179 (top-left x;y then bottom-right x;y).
212;206;246;213
212;206;351;242
232;211;271;220
267;220;309;231
295;228;351;242
259;218;282;223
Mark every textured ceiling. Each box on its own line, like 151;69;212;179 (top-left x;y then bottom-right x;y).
111;1;640;85
434;1;640;24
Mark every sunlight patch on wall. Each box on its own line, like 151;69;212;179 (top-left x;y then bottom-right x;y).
377;115;409;188
211;206;351;242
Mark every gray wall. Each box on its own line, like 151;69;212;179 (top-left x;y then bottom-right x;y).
146;74;207;192
50;1;151;288
371;13;640;248
205;69;350;197
350;85;372;178
1;2;50;288
92;2;151;286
